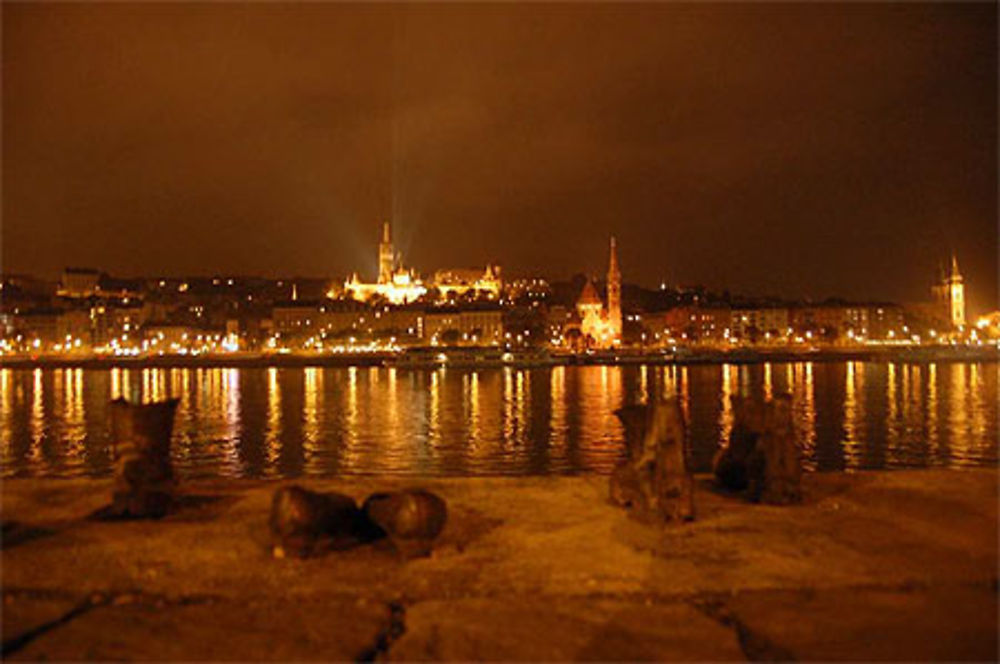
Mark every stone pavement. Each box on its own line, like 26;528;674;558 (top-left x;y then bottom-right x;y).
2;469;997;661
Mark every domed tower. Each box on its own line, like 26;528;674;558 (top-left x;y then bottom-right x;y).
607;236;622;342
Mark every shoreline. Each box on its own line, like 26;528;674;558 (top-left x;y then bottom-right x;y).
1;345;996;369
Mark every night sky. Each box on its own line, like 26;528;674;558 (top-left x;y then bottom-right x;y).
3;3;996;314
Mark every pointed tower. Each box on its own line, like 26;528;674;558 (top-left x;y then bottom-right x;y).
947;253;966;329
607;236;622;341
378;222;394;284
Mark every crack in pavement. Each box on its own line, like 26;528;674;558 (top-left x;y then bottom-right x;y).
5;579;992;661
356;600;407;663
693;598;796;662
1;592;108;658
0;589;220;658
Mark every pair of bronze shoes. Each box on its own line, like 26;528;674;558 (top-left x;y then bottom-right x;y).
712;395;802;505
269;486;448;559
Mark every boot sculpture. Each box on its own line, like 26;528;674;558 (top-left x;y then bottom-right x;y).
713;394;802;505
108;397;180;518
712;396;765;492
611;399;695;524
747;395;802;504
269;485;374;558
363;489;448;558
609;404;651;510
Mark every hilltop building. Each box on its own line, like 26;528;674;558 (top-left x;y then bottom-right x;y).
342;222;427;304
340;221;502;305
574;237;623;348
433;266;502;299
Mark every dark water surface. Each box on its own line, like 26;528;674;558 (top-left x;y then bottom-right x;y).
1;363;996;479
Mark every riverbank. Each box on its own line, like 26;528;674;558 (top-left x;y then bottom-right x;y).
2;469;997;660
1;344;996;369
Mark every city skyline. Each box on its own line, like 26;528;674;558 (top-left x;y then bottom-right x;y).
4;3;997;313
1;229;988;320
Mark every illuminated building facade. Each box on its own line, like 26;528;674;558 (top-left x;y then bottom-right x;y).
343;222;427;304
342;221;502;304
574;237;623;348
58;268;100;298
975;311;1000;339
658;306;731;343
424;306;504;345
433;265;502;299
730;307;790;340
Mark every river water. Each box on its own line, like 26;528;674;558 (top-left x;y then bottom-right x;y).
0;362;996;479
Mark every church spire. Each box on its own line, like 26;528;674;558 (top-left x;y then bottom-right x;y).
606;236;622;343
378;221;394;284
608;236;620;279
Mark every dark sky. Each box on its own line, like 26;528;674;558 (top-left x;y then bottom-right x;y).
3;2;997;314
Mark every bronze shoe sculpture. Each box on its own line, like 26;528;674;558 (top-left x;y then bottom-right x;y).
362;489;448;558
712;396;765;492
746;395;802;505
106;397;180;519
269;485;370;558
714;394;802;505
611;398;695;524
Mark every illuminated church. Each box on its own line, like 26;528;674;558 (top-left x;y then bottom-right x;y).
932;254;966;330
341;222;502;305
343;222;426;304
575;237;623;348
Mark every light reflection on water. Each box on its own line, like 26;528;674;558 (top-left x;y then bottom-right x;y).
0;363;996;479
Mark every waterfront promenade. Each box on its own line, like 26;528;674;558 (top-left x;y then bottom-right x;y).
3;469;996;660
1;345;997;369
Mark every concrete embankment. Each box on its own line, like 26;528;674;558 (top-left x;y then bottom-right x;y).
2;470;997;661
1;345;996;369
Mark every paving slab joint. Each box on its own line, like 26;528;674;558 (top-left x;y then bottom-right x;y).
356;599;407;662
692;597;796;662
1;592;108;657
0;588;221;657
